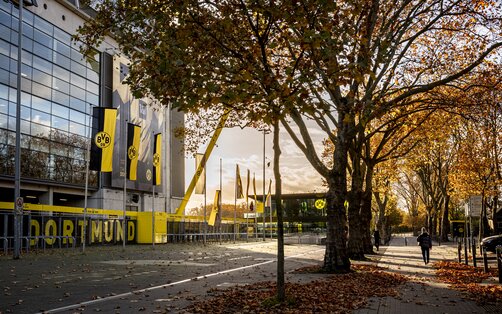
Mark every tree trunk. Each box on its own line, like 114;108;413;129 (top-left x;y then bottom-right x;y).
441;194;450;242
361;164;374;254
272;120;285;302
348;157;365;260
323;106;351;273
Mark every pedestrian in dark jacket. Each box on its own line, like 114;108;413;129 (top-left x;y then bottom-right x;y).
373;230;380;251
417;227;432;264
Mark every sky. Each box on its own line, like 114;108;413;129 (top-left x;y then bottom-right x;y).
184;124;327;212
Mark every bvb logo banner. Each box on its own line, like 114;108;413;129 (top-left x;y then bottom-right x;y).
153;153;160;167
95;131;112;148
128;146;138;160
315;199;326;210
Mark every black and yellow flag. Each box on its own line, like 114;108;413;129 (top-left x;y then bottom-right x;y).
208;190;221;226
90;108;117;172
236;164;244;199
153;133;162;185
127;123;141;181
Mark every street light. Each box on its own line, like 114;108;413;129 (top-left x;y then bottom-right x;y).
13;0;38;260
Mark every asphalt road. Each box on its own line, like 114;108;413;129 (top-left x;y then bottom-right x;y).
0;240;326;313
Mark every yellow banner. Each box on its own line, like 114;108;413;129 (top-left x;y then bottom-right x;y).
208;190;220;226
153;133;162;185
127;123;141;181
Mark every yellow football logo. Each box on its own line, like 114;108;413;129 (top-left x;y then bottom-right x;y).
315;199;326;209
128;146;137;160
94;131;111;148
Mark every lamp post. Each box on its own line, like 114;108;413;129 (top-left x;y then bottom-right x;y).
13;0;38;260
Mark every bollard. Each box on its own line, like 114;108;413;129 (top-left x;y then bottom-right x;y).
464;237;469;265
497;246;502;284
483;247;489;273
458;241;462;263
404;237;407;246
472;239;477;268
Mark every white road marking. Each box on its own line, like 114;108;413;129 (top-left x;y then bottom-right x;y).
39;248;324;314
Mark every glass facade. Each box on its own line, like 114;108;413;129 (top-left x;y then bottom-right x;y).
0;2;99;186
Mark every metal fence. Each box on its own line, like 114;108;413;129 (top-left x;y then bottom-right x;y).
0;210;326;255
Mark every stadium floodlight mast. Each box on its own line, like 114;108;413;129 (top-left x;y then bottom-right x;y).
13;0;38;260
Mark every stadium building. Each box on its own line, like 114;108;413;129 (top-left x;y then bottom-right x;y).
0;1;185;218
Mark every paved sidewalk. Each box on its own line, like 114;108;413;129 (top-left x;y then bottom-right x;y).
354;236;500;314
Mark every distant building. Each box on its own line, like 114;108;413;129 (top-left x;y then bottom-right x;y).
0;0;185;213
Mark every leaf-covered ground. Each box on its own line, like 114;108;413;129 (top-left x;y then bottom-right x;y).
433;261;502;304
184;264;408;313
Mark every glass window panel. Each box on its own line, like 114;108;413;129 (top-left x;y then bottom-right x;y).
7;115;15;130
87;81;99;95
70;48;84;63
70;73;86;89
53;77;69;94
86;67;99;83
70;84;85;101
53;65;69;81
32;68;51;87
9;30;17;45
0;53;8;70
0;68;8;85
8;100;15;116
0;0;11;12
32;109;51;126
33;28;52;48
20;105;29;120
53;28;71;43
0;83;8;99
52;90;69;106
9;57;16;73
86;57;99;73
53;51;70;70
69;109;86;125
20;119;30;134
69;122;85;135
0;112;6;128
32;55;51;73
20;134;30;148
71;60;86;76
22;36;33;52
10;13;17;31
21;92;30;107
8;87;15;102
52;116;68;132
23;8;34;25
70;97;86;113
86;92;99;107
0;8;10;27
0;24;10;41
31;95;51;112
52;103;69;119
31;82;51;100
21;63;31;79
31;122;50;138
0;39;10;56
34;16;53;36
33;42;52;61
22;22;33;39
51;128;68;144
21;50;32;66
53;40;70;57
31;136;50;153
0;98;7;114
20;77;31;93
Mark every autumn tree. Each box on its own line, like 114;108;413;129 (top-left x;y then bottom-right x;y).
77;1;502;274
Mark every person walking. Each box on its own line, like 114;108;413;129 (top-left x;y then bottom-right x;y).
373;230;380;251
417;227;432;264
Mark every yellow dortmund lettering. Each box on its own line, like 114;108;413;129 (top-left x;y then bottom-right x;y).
116;220;123;242
30;220;40;247
127;221;135;241
91;220;103;243
78;220;88;244
62;220;74;244
45;219;57;245
104;220;114;242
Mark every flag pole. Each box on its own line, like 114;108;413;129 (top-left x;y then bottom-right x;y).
123;118;128;250
233;164;237;243
262;130;266;241
83;105;93;252
269;179;273;239
219;158;222;244
203;156;207;245
152;132;155;249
